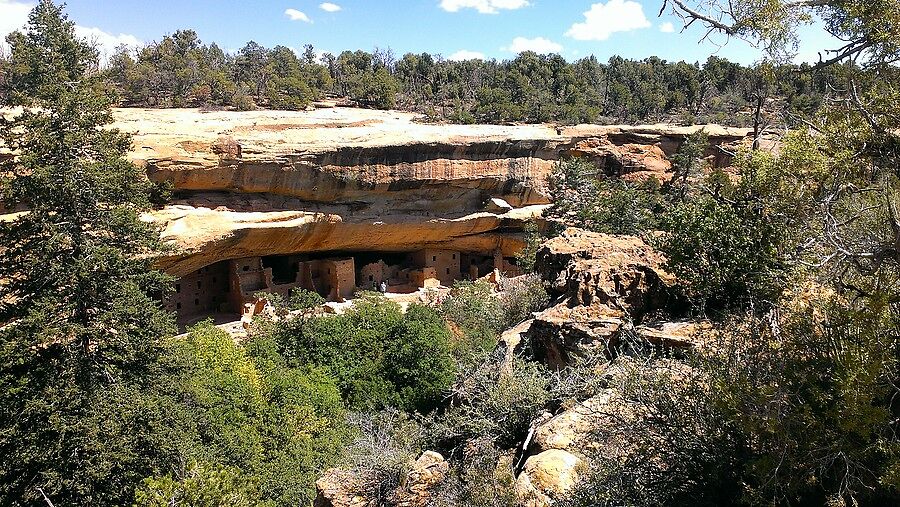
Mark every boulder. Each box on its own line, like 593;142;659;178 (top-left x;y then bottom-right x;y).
314;469;372;507
535;228;674;318
635;319;712;354
532;389;621;454
515;449;583;506
392;451;450;507
529;228;676;367
527;303;625;369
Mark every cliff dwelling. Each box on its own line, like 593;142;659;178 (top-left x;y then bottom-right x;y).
166;248;522;326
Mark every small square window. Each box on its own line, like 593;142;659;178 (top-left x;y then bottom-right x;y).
175;283;181;293
452;254;456;259
176;302;181;309
194;298;200;306
446;268;451;275
243;266;250;272
197;281;202;289
432;256;437;262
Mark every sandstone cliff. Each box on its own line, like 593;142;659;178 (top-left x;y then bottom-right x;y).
112;107;751;275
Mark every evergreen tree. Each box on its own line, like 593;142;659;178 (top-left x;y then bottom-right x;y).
0;1;178;503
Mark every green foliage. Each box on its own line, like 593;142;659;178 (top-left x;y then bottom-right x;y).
514;220;543;274
439;280;505;354
668;129;710;200
2;0;98;105
168;322;348;505
0;3;179;504
263;295;455;412
439;278;549;363
135;461;271;507
548;158;664;235
71;27;845;123
498;274;550;326
655;194;785;310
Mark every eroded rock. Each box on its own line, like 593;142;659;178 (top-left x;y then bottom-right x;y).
515;449;583;506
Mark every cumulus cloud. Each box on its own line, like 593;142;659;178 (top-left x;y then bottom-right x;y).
660;21;675;33
448;49;486;61
566;0;651;41
0;0;31;44
440;0;529;14
319;2;341;12
284;8;312;22
1;1;141;63
503;36;562;54
75;26;141;62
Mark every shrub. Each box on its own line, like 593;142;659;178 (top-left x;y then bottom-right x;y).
439;280;506;356
337;409;425;501
514;220;544;274
498;274;550;325
265;295;456;412
655;194;785;310
135;461;270;507
425;351;551;450
162;322;348;505
547;158;664;235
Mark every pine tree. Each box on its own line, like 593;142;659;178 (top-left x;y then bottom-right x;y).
0;1;178;504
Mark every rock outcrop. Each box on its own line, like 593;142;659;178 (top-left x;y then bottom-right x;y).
515;449;583;506
313;451;448;507
528;228;676;368
104;107;752;279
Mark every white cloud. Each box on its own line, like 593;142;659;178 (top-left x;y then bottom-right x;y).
75;26;141;62
566;0;651;41
439;0;529;14
319;2;342;12
0;1;140;63
284;8;312;22
659;21;675;33
448;49;486;61
0;0;33;49
503;36;563;54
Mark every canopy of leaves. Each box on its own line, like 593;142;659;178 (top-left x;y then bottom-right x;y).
259;295;455;413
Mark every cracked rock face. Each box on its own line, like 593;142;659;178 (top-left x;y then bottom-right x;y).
528;228;675;368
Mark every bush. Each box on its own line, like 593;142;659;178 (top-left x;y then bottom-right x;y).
264;295;456;412
514;220;544;274
439;280;506;356
655;194;785;310
498;274;550;325
161;322;348;505
337;409;425;500
568;287;900;506
425;351;551;450
135;461;270;507
547;158;664;235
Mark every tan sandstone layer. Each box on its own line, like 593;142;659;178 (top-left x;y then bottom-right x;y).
111;107;751;272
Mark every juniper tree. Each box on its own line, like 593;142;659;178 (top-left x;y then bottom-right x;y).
0;1;178;504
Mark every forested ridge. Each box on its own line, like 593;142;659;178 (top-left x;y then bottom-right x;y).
1;29;840;126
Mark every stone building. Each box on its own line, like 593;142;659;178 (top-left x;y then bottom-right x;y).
166;247;521;325
411;249;461;286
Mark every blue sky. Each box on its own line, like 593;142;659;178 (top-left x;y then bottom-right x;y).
1;0;837;65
